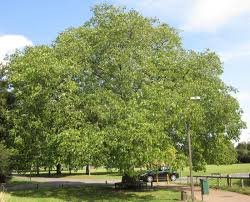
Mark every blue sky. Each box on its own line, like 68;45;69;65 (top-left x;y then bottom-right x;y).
1;0;250;142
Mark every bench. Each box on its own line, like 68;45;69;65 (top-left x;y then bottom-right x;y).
115;175;148;190
115;180;148;190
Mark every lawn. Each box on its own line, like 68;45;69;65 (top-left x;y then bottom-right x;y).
9;168;122;185
178;163;250;196
13;164;249;181
1;186;181;202
222;186;250;195
61;170;122;180
10;164;249;186
180;163;250;176
9;176;35;185
187;176;250;195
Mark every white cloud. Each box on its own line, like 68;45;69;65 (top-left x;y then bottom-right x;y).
235;91;250;142
115;0;250;32
114;0;191;22
219;42;250;62
0;34;33;63
240;129;250;142
183;0;250;32
236;91;250;103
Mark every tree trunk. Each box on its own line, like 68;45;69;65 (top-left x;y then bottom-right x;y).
0;174;6;183
36;163;39;176
48;167;51;175
86;164;90;175
56;163;61;175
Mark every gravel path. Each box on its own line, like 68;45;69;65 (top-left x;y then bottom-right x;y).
202;189;250;202
155;183;250;202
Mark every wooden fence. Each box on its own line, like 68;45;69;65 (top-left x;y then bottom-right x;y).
187;173;250;188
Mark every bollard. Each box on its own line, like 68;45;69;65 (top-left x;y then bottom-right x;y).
241;179;244;188
217;177;221;188
227;174;230;186
181;191;187;201
1;183;6;192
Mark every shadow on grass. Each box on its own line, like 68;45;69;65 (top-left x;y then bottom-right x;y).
8;179;34;186
9;186;180;201
17;171;121;178
89;171;121;176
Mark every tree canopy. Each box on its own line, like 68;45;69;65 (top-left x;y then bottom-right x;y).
2;4;245;175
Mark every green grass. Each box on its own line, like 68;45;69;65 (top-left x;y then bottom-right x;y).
17;167;119;175
61;173;121;180
2;186;181;202
8;176;35;185
11;164;249;186
178;163;250;196
211;178;250;195
189;177;250;195
16;164;250;178
180;163;250;176
222;186;250;195
11;167;122;183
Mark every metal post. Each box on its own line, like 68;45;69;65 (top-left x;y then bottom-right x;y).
187;122;195;202
185;96;201;202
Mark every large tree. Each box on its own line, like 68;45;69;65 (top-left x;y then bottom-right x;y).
5;4;245;174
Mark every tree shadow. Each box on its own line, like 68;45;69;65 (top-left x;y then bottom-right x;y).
8;185;180;201
89;171;121;176
19;170;121;178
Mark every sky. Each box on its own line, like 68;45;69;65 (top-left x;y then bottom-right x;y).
0;0;250;142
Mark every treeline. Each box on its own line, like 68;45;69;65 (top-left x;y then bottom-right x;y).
0;4;245;182
236;142;250;163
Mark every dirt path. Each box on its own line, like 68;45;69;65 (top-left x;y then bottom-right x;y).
156;183;250;202
201;189;250;202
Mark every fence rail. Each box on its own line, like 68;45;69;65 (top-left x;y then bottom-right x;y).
185;173;250;188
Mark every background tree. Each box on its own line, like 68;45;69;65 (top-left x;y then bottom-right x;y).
0;64;15;147
0;64;15;182
0;143;13;182
236;142;250;163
